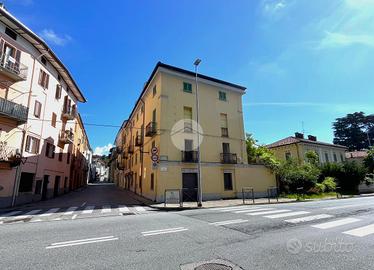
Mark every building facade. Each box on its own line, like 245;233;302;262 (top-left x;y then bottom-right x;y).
0;6;89;208
267;133;347;164
113;62;276;202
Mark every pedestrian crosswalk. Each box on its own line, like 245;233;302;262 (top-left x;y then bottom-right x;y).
0;205;156;225
210;205;374;238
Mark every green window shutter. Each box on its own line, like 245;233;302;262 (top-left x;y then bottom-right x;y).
219;91;226;101
183;82;192;93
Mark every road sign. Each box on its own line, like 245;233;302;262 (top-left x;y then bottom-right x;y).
151;155;159;162
151;147;158;155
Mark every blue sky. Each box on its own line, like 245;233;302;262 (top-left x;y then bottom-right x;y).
7;0;374;155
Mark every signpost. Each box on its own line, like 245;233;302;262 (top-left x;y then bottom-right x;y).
151;147;159;169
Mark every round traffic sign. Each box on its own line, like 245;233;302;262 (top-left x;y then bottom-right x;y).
151;147;158;155
151;155;159;162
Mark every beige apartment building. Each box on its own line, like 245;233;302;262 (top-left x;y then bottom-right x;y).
112;62;275;202
267;133;347;164
0;6;90;208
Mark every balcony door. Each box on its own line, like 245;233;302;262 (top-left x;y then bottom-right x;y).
222;143;230;154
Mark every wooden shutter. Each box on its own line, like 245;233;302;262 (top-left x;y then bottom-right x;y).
15;50;21;63
38;70;43;85
0;40;4;55
25;136;31;152
45;74;49;89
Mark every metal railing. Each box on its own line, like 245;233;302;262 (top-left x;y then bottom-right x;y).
62;106;77;120
220;153;238;164
181;150;198;162
0;141;19;162
242;187;255;204
0;97;28;123
145;122;157;137
0;52;28;81
59;130;74;144
267;186;279;203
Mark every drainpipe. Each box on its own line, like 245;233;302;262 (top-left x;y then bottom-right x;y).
140;98;145;197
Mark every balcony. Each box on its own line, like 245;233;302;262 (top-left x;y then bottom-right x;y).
59;130;74;145
0;52;28;82
221;127;229;137
61;106;77;120
135;135;143;147
0;141;22;168
0;97;28;124
128;144;134;154
181;151;198;163
220;153;237;164
145;122;157;137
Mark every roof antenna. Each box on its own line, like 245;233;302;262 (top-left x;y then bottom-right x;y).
301;121;305;135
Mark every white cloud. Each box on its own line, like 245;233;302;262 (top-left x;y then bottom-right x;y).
39;29;72;46
318;31;374;49
263;0;286;14
94;143;113;156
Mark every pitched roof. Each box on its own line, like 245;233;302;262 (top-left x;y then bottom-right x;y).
345;151;368;159
266;136;347;149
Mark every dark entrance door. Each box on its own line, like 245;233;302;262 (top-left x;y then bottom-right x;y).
41;175;49;200
53;176;60;197
182;173;198;202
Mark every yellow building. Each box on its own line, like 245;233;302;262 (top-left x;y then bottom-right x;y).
115;62;276;202
267;133;347;164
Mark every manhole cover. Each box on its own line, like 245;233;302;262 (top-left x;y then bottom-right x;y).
195;263;233;270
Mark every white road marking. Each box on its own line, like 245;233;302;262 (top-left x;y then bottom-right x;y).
46;236;118;249
53;218;62;221
219;206;259;212
134;206;146;212
72;214;77;220
101;206;111;213
264;211;310;219
63;207;78;215
30;219;42;223
343;224;374;237
0;211;22;220
209;219;248;226
234;208;273;213
118;206;130;213
142;227;188;236
82;206;95;214
81;202;87;207
39;208;60;217
247;209;290;216
285;214;333;224
13;209;42;219
323;203;374;210
312;218;361;229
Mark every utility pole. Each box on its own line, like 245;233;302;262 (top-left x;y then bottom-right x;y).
194;59;202;208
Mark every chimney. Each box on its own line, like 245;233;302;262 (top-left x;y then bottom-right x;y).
295;132;304;139
308;135;317;141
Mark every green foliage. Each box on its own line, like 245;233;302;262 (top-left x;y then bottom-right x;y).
305;150;319;165
320;161;367;194
332;112;374;151
245;133;280;171
322;177;337;192
364;147;374;173
277;159;321;193
314;183;326;193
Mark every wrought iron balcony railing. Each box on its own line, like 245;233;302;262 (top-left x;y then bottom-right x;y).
0;97;28;124
62;106;77;120
59;130;74;144
145;122;157;137
220;153;238;164
181;150;198;163
0;52;28;81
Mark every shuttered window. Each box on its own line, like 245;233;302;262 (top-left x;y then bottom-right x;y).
25;136;40;154
219;91;227;101
38;69;49;89
51;113;57;127
183;82;192;93
45;142;55;158
55;84;62;99
34;101;42;118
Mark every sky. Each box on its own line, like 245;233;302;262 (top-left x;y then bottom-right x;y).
6;0;374;155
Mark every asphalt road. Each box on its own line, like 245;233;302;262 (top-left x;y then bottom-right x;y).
1;188;374;269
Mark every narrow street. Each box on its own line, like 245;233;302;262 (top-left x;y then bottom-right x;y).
1;192;374;269
0;183;157;224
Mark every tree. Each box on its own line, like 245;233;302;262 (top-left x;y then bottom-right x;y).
332;112;374;151
364;147;374;173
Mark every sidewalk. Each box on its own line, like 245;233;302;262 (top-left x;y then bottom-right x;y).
125;189;374;210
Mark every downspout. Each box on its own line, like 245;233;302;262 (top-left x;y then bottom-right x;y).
11;54;37;207
140;98;145;197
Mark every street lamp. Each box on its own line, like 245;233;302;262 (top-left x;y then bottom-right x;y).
194;58;202;207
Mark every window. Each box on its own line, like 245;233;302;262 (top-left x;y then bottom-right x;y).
224;173;233;190
67;152;71;164
340;154;344;162
19;173;34;192
55;84;62;99
34;101;42;118
150;173;154;190
25;136;40;154
153;85;157;97
45;142;55;158
41;56;47;66
222;143;230;154
135;153;137;165
57;74;62;82
58;151;63;162
220;113;228;137
184;106;192;132
325;153;329;162
183;82;192;93
219;91;227;101
5;27;17;40
152;140;155;149
285;152;292;160
333;153;337;162
51;113;57;127
38;69;49;89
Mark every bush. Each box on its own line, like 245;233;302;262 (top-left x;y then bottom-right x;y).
364;147;374;173
313;183;326;194
321;177;336;192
